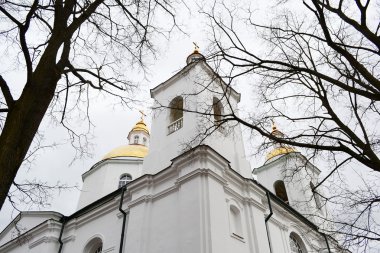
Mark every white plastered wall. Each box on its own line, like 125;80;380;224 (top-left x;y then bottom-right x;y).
1;147;334;253
77;158;144;209
254;153;327;224
143;62;251;178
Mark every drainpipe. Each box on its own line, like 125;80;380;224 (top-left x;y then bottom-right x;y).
119;186;127;253
322;233;332;253
265;191;273;253
58;217;67;253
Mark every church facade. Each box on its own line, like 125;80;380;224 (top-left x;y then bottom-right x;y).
0;50;342;253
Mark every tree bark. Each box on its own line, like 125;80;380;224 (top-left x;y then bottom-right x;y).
0;58;61;210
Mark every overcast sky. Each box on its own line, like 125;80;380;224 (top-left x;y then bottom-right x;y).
0;0;257;230
0;0;342;231
0;1;375;243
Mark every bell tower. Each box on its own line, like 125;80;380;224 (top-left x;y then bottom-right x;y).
254;124;327;220
143;48;251;178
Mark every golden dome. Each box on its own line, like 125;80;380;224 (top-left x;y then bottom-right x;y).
266;146;296;161
266;122;296;161
131;120;149;135
103;144;149;159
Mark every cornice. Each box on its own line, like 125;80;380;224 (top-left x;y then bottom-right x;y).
82;157;143;180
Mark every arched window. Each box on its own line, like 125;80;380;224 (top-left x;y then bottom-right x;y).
289;233;306;253
134;135;139;144
168;96;183;134
119;174;132;188
274;180;289;204
229;205;243;238
84;237;103;253
169;96;183;122
143;137;147;145
310;182;322;209
213;97;223;124
93;245;102;253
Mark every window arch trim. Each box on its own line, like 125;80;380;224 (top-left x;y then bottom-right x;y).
289;232;307;253
83;235;104;253
227;199;244;241
118;173;132;188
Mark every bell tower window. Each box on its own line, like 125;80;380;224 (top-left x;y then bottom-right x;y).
310;182;322;209
134;135;139;144
168;96;183;134
213;97;223;125
274;180;289;204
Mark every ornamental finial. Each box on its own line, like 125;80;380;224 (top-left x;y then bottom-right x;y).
271;119;277;132
139;110;146;121
193;42;200;53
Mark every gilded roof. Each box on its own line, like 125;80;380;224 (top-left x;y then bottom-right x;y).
103;144;149;159
131;120;149;135
266;146;297;161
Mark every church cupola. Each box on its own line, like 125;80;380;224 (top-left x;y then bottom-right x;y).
103;113;150;159
266;123;297;162
127;116;150;146
186;43;205;64
77;113;150;209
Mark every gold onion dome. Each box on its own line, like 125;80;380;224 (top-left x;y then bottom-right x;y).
130;120;150;135
103;116;150;160
266;123;296;161
266;147;297;161
103;144;149;159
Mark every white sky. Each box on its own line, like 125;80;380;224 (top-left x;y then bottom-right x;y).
0;0;342;230
0;0;237;230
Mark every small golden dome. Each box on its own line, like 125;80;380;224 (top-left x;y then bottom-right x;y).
266;121;296;161
103;144;149;159
186;43;205;64
266;146;296;161
131;120;149;135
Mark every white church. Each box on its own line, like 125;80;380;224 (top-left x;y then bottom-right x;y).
0;49;343;253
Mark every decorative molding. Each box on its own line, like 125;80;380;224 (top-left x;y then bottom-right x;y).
62;235;76;243
103;246;115;252
29;235;58;249
265;214;289;231
82;158;144;180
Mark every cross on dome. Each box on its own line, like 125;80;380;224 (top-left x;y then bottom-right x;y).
186;42;205;64
266;121;297;161
193;42;200;53
139;110;146;120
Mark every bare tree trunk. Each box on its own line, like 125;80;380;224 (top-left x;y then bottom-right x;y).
0;60;61;209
